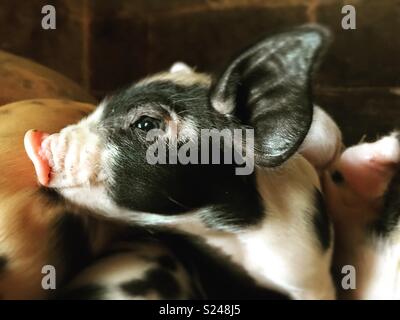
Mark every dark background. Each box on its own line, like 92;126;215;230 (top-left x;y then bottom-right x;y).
0;0;399;145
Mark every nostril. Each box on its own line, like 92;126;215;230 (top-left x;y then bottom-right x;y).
331;170;345;184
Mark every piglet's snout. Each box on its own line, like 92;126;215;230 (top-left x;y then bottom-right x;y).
25;125;105;188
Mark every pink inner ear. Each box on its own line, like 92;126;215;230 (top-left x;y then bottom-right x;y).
24;129;51;186
338;136;400;199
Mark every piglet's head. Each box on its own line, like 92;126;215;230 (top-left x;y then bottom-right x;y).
323;132;400;224
328;133;400;199
24;25;330;224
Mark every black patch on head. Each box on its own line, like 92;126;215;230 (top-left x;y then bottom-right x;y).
372;169;400;237
312;189;331;250
102;80;265;230
55;284;106;300
198;179;265;230
52;212;92;285
0;256;8;272
157;255;177;271
331;170;344;184
102;81;209;122
120;268;181;299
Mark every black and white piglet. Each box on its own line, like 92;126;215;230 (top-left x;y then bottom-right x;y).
25;25;336;299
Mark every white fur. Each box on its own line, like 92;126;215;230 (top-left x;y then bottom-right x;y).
353;236;400;299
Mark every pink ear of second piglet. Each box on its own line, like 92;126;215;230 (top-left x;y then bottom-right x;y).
299;106;343;171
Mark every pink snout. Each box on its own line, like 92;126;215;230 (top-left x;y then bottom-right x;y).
24;129;51;186
24;126;104;188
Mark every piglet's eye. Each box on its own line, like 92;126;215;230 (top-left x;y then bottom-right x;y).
134;116;162;132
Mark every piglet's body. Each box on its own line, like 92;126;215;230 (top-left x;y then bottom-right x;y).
323;132;400;299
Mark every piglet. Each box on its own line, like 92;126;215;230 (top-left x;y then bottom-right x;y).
23;25;337;300
322;132;400;299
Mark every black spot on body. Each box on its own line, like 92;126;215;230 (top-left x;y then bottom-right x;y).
313;189;331;250
121;268;181;299
155;231;289;300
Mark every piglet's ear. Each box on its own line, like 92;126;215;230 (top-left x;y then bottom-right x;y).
211;24;331;167
169;62;193;74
